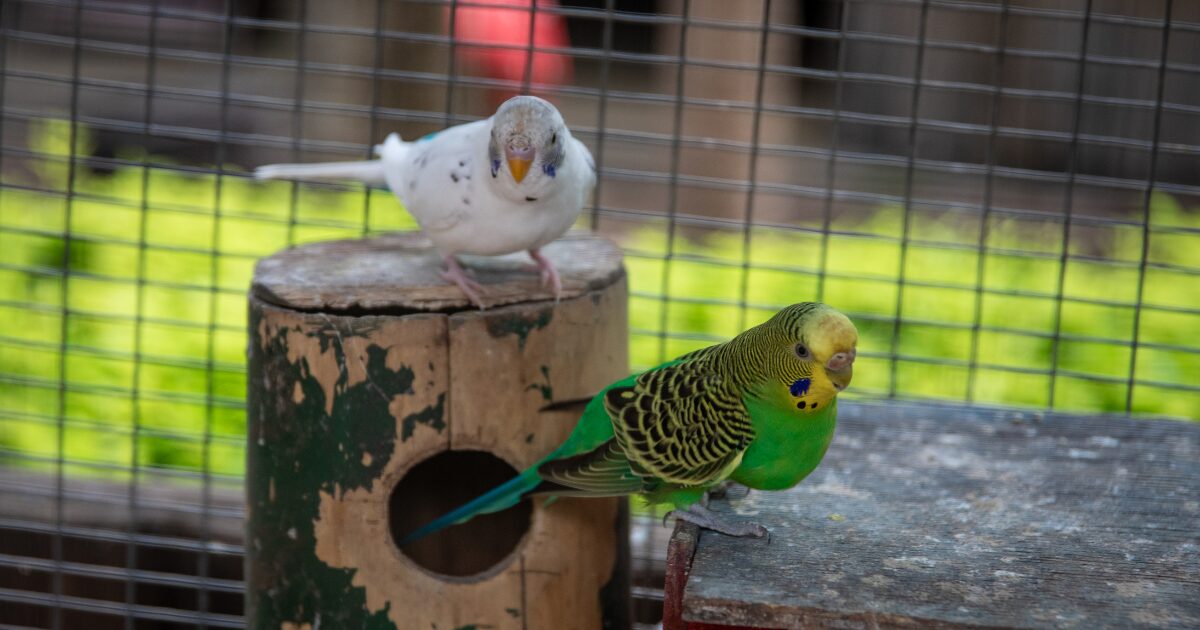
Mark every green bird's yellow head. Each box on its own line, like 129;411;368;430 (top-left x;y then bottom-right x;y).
728;302;858;413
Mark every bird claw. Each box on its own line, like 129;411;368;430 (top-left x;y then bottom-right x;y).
666;503;769;539
441;256;487;309
528;248;562;302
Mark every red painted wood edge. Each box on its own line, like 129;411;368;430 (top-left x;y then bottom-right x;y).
663;521;774;630
684;623;770;630
662;520;699;630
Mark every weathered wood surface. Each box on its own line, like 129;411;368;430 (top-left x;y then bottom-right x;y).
247;232;630;630
252;231;625;311
672;401;1200;629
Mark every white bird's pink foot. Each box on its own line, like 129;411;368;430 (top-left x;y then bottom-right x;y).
528;248;562;301
440;255;486;309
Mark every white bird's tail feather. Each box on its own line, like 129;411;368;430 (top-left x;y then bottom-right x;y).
254;134;410;186
254;160;387;185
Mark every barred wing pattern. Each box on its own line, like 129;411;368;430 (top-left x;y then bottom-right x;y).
604;360;755;488
536;439;648;495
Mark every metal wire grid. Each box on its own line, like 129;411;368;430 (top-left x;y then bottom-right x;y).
0;0;1198;627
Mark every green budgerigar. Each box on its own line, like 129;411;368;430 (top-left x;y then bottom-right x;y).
400;302;858;542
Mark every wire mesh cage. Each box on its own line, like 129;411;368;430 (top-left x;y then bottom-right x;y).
1;0;1198;627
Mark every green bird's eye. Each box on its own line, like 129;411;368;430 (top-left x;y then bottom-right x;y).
794;343;810;359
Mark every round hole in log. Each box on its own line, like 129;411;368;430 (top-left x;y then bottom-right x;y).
389;450;533;578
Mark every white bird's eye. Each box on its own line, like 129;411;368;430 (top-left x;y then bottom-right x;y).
551;132;557;144
794;343;811;360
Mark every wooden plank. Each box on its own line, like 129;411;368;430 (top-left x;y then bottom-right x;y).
676;401;1200;629
663;521;699;630
446;277;631;630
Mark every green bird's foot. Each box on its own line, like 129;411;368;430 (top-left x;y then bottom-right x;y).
705;481;749;502
667;503;768;539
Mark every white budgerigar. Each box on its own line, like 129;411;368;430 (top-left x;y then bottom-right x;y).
255;95;596;308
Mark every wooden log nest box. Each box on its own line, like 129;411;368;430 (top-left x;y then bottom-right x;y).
246;232;630;629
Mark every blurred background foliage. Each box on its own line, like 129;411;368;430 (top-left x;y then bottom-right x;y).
2;120;1197;481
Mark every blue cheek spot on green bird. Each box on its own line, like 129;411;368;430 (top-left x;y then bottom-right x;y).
789;378;811;397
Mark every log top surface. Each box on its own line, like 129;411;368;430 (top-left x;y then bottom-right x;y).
677;401;1200;629
252;231;624;312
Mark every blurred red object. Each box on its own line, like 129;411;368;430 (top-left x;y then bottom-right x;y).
449;0;573;107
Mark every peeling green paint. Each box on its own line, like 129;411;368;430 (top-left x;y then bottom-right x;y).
484;307;552;350
505;607;520;618
525;365;553;402
401;392;447;441
247;306;414;630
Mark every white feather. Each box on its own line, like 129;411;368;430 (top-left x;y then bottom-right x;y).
254;160;387;185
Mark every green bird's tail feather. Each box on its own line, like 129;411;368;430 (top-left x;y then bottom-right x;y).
397;467;543;546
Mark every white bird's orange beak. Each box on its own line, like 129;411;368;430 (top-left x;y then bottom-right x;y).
505;144;535;183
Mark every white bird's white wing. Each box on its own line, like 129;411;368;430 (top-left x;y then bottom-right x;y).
377;120;489;236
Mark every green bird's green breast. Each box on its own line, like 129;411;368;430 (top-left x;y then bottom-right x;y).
731;397;838;491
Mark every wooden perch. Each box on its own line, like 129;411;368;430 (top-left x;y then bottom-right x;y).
252;231;624;312
663;401;1200;629
247;232;631;630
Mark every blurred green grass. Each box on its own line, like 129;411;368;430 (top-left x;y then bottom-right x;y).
625;202;1200;416
1;120;1197;481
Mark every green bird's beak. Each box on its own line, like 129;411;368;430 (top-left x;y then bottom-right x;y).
826;348;856;391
